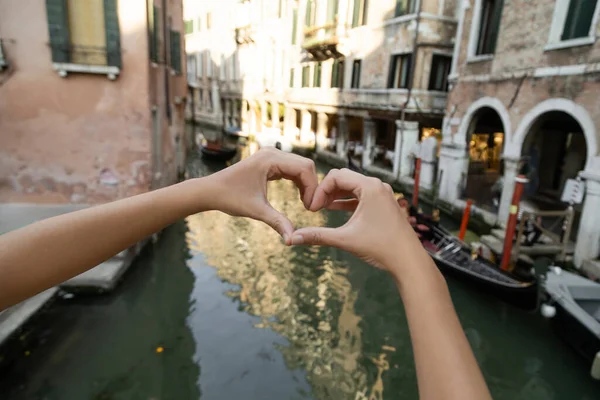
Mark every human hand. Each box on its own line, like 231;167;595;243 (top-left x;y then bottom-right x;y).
289;169;427;276
204;148;318;242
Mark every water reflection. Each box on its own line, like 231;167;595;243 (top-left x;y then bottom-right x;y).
186;148;600;400
0;222;201;400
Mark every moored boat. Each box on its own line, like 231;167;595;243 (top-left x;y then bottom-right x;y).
542;267;600;379
416;218;539;311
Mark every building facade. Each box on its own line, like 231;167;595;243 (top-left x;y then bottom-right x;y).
0;0;187;204
440;0;600;267
184;0;243;142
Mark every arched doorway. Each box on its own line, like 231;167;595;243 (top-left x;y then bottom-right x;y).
520;111;587;208
464;107;506;210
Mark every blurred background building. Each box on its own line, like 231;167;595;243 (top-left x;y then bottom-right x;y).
0;0;187;204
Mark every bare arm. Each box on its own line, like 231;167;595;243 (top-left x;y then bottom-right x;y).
291;169;492;400
0;149;318;310
395;253;492;400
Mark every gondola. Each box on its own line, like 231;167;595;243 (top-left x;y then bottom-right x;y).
345;156;538;310
413;212;539;311
199;142;237;162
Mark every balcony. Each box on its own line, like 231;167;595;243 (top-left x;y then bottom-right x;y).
286;88;448;114
302;21;346;60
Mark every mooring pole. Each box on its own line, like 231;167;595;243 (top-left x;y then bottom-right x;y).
501;175;529;271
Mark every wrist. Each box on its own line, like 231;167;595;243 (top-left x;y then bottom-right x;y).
176;177;220;215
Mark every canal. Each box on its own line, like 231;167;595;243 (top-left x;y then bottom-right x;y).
1;145;599;399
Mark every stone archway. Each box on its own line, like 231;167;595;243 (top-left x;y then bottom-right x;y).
499;99;600;266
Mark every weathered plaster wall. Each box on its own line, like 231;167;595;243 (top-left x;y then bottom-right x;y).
447;0;600;156
0;0;153;204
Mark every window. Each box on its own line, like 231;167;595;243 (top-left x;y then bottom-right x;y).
388;54;412;89
305;0;317;26
327;0;339;23
428;55;452;91
184;19;194;34
196;17;202;32
169;30;182;74
46;0;121;67
290;68;295;87
313;62;322;87
208;90;214;111
187;55;196;82
197;52;204;77
352;0;368;27
206;50;213;77
278;0;284;18
292;8;298;44
331;59;345;88
475;0;504;55
395;0;416;17
206;12;212;30
351;59;361;88
562;0;598;40
149;3;163;63
302;65;310;87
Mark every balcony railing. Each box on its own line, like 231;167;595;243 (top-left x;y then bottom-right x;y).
286;88;448;114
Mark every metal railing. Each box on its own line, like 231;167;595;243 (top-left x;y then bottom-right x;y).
514;207;575;262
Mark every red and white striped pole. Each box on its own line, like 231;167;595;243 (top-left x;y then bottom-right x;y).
501;175;529;271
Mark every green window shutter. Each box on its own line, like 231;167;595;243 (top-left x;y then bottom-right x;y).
292;8;298;44
352;0;361;27
331;61;339;88
562;0;597;40
103;0;121;67
45;0;70;63
152;5;159;62
327;0;338;23
170;30;182;74
313;62;322;87
485;0;504;54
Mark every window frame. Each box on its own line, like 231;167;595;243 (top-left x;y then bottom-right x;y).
350;59;362;89
313;62;322;87
351;0;368;28
394;0;417;17
467;0;504;62
387;53;412;89
428;54;452;92
301;64;311;87
184;19;194;35
546;0;600;51
331;59;345;88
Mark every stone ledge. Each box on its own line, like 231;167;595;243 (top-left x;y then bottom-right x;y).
0;288;58;346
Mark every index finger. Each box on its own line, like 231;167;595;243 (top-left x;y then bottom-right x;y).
267;151;318;209
309;168;370;211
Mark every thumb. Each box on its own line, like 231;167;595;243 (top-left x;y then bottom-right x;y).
290;227;342;247
259;205;295;242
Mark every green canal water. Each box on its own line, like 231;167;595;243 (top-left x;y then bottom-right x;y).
1;146;599;399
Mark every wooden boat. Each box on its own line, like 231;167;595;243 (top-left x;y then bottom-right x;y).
413;211;539;311
345;156;538;310
543;267;600;379
199;142;237;161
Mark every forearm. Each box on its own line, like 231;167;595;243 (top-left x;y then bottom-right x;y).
0;178;215;310
394;251;492;400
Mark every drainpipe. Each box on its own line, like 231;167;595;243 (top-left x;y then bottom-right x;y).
397;0;422;179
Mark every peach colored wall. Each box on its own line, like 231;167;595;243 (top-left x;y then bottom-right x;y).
148;0;187;190
0;0;158;204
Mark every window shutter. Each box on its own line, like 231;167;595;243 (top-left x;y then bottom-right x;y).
387;56;396;88
562;0;597;40
292;8;298;44
485;0;504;54
103;0;121;67
170;30;182;74
352;0;361;27
327;0;338;23
46;0;70;63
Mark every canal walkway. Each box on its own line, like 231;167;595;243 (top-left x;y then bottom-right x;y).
0;149;599;399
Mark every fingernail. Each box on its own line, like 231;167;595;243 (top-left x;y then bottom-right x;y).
291;235;304;245
282;234;290;245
